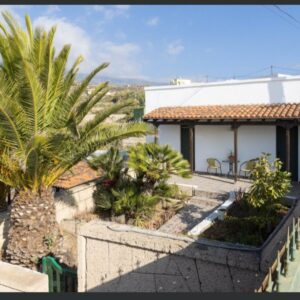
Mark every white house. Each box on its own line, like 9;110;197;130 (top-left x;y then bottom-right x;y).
143;74;300;181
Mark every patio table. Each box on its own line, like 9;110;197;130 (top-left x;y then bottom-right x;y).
222;159;240;177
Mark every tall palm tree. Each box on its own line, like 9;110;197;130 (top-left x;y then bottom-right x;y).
0;12;148;269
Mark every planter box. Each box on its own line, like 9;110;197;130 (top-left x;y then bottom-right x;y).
77;198;300;292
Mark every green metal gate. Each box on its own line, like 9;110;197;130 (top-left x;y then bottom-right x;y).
42;256;77;292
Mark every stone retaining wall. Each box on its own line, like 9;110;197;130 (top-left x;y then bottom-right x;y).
0;261;48;292
77;199;300;292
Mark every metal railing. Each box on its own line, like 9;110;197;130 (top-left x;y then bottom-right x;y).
256;217;300;292
42;256;77;292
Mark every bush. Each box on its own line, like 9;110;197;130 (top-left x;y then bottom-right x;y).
91;144;191;225
247;153;291;210
128;143;191;190
89;146;127;182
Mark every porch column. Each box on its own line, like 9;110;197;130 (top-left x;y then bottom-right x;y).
154;123;159;144
286;127;291;172
233;122;239;182
189;127;194;171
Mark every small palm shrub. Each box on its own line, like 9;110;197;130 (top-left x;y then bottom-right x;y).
91;143;192;226
89;146;127;182
128;143;191;190
112;184;160;226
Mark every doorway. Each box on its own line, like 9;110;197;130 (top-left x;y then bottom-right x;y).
180;126;195;171
276;126;298;181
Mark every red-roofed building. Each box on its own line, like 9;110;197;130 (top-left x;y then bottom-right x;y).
53;161;103;223
144;75;300;181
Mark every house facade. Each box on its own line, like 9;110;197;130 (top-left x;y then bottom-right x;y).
143;74;300;181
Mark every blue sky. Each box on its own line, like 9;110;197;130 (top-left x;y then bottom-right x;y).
2;5;300;82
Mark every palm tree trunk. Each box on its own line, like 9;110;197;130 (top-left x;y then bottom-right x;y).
0;182;8;212
5;188;62;270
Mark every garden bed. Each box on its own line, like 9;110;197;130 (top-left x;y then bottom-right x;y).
200;199;290;247
199;153;293;247
74;191;189;230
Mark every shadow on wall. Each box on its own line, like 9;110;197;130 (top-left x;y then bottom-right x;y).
267;79;285;104
54;188;78;208
80;199;300;292
85;240;264;293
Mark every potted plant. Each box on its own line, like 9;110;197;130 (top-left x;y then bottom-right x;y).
228;151;235;163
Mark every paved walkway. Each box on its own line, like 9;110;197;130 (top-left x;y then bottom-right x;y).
163;173;300;235
169;173;251;194
161;174;251;235
159;195;224;235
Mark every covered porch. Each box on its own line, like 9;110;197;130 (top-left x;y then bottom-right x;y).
169;173;300;199
144;103;300;182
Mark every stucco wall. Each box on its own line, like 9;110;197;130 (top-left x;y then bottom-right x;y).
195;125;233;173
145;76;300;113
0;261;48;292
54;181;97;223
158;124;277;174
237;126;276;166
158;125;181;152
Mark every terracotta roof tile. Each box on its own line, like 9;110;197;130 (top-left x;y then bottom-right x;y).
143;103;300;121
53;161;102;189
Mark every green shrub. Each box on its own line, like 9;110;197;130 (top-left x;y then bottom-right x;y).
88;147;126;181
128;143;191;189
93;188;116;211
247;153;291;210
154;182;188;200
112;185;160;218
92;143;191;225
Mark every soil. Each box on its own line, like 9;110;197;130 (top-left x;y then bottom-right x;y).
201;200;290;247
142;201;181;230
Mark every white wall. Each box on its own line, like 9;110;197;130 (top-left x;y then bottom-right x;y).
158;125;180;152
145;76;300;113
195;125;276;173
238;126;276;166
195;125;233;174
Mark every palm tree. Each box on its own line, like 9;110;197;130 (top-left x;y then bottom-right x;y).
0;12;148;269
127;143;192;191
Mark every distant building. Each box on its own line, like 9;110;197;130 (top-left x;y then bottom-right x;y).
170;78;192;86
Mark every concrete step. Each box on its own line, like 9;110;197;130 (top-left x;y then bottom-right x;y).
194;189;228;201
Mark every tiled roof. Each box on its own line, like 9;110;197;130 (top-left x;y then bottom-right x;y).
143;103;300;121
53;161;102;189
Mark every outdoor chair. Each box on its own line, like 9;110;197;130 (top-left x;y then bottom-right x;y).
206;158;222;175
239;159;257;177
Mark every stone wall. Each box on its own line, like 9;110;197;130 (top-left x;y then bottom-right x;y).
77;200;300;292
54;182;97;223
0;261;48;292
